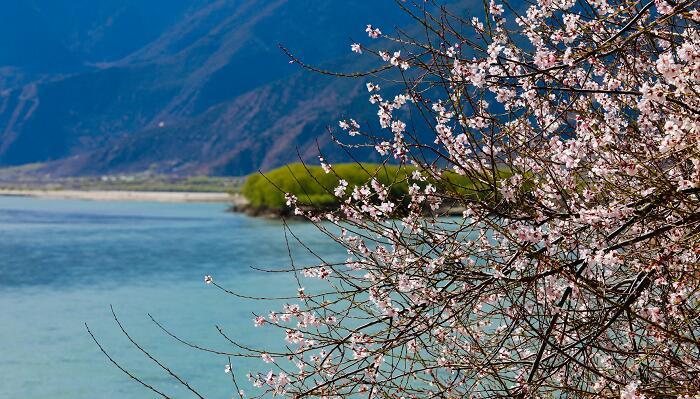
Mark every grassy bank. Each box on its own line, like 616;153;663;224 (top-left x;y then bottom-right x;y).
242;163;411;209
240;163;506;215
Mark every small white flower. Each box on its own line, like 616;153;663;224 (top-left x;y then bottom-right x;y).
319;156;331;173
253;316;266;327
365;24;381;39
366;82;380;92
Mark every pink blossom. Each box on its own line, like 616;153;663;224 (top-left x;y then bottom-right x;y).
620;381;645;399
365;24;381;39
334;179;348;197
319;156;331;173
534;48;556;69
489;1;504;16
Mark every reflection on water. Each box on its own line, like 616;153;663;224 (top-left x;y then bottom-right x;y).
0;196;333;398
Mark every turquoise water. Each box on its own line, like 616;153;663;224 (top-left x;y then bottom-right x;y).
0;196;333;398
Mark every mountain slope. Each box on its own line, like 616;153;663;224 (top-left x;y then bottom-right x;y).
0;0;411;176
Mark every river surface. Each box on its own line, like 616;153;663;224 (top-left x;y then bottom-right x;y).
0;196;335;398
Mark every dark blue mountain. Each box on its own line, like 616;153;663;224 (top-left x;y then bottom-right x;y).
0;0;418;176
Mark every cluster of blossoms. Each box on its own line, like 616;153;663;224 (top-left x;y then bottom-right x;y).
123;1;699;399
235;1;700;398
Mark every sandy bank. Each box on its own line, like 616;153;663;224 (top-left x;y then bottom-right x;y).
0;189;235;203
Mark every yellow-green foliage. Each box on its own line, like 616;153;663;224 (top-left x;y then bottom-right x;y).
242;163;412;209
438;168;514;201
242;163;511;210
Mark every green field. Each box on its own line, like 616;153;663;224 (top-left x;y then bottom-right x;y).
0;166;242;193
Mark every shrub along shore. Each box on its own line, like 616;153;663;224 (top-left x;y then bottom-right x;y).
234;163;506;218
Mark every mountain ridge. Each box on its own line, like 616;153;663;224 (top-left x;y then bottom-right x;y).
0;0;417;176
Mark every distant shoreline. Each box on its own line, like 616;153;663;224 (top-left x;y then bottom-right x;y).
0;189;235;203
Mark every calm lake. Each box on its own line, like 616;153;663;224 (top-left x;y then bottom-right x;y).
0;196;334;398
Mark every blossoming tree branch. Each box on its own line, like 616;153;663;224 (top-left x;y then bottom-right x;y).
96;0;700;398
